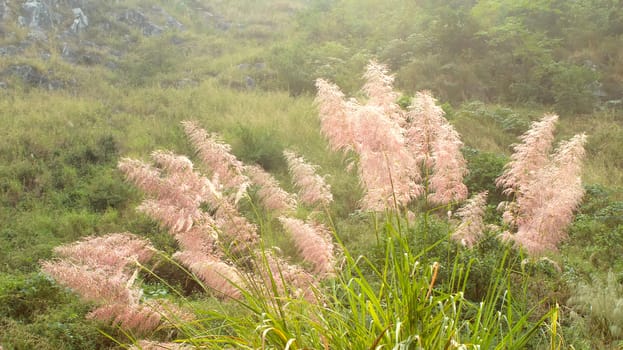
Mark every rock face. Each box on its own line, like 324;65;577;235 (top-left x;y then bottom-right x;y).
0;1;235;90
153;5;184;31
70;7;88;33
0;46;21;56
1;64;67;90
0;1;9;20
117;9;163;36
2;0;192;67
4;64;48;86
18;0;62;29
11;0;187;38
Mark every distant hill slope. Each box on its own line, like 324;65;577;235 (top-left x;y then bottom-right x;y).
0;0;307;91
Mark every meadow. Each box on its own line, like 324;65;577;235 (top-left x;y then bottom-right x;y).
1;0;623;349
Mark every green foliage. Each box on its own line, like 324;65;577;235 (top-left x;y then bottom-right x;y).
463;147;508;203
119;35;186;87
0;1;621;348
0;273;115;349
232;123;285;171
83;170;131;212
456;101;532;135
567;185;623;270
170;213;554;349
550;63;600;115
0;273;63;322
1;315;115;350
569;272;623;345
451;101;529;155
273;0;622;109
265;40;369;95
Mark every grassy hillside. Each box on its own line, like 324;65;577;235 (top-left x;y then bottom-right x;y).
1;0;622;349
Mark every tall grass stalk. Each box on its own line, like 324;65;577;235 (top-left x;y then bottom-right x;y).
156;211;557;349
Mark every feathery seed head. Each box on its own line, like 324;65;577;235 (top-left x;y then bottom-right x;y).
174;250;244;300
279;216;336;277
284;150;333;207
451;191;488;248
181;121;249;197
246;164;297;213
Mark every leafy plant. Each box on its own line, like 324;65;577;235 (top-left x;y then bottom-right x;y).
569;272;623;344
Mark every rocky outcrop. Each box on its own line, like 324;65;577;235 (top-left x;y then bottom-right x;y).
1;0;192;69
0;1;230;90
18;0;63;30
1;64;68;90
12;0;186;38
153;5;184;31
3;64;48;86
0;45;25;56
0;1;10;21
70;7;88;33
117;8;163;36
115;6;185;36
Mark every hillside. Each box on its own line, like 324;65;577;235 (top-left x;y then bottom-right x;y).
1;1;623;349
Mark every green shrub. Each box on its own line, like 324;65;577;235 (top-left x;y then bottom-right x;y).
551;63;600;115
232;123;286;171
458;102;531;135
167;212;555;349
84;171;131;212
463;147;507;203
569;272;623;345
0;312;115;350
0;273;64;322
567;184;623;269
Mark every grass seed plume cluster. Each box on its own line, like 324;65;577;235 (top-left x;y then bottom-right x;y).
39;61;588;348
316;62;468;211
496;115;587;255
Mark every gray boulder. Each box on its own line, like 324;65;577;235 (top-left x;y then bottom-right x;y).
70;7;88;33
245;76;255;89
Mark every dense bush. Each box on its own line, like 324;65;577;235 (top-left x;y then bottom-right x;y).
463;147;507;203
567;185;623;269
